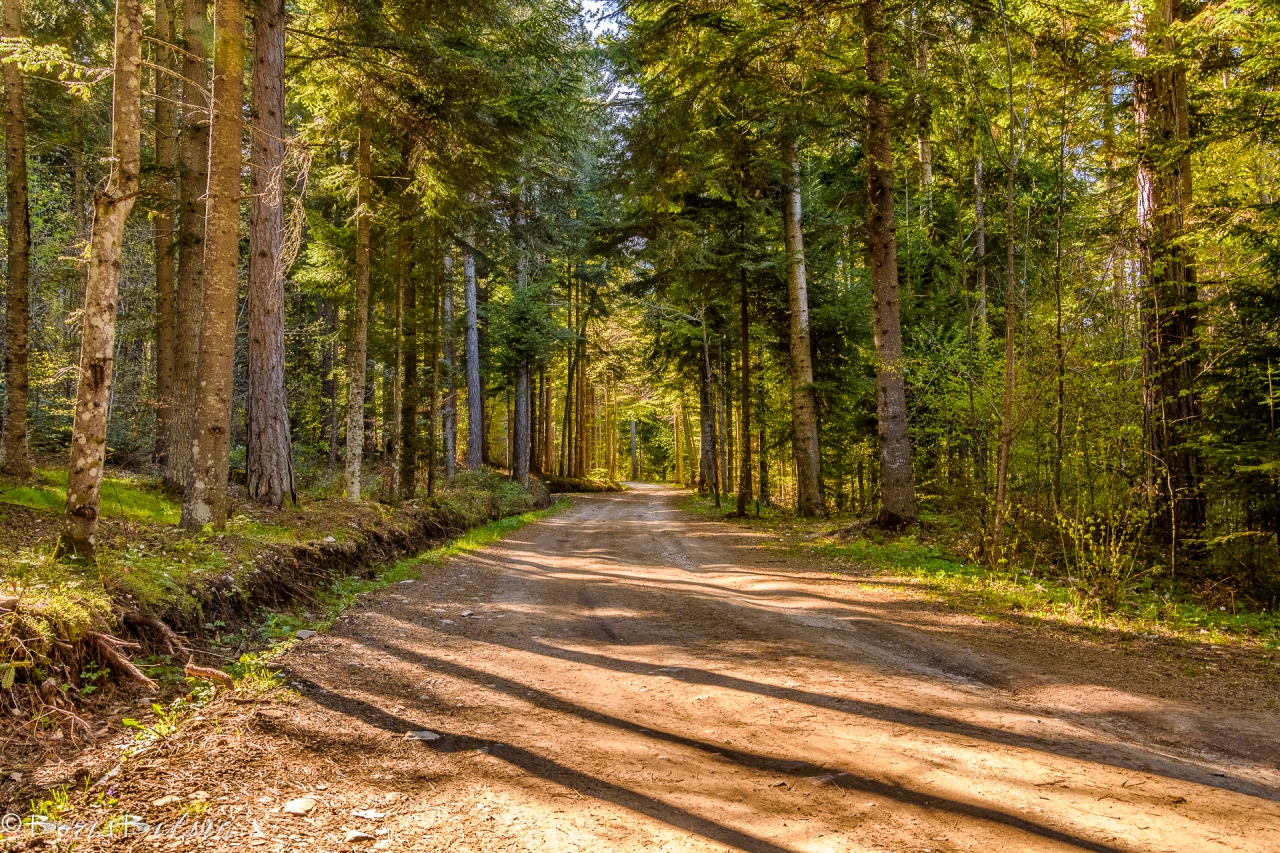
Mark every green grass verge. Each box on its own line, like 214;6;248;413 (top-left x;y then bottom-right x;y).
254;496;572;643
681;493;1280;648
0;469;179;525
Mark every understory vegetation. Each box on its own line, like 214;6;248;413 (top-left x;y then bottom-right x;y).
684;494;1280;649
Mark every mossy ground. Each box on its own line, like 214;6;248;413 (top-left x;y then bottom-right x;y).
0;466;553;694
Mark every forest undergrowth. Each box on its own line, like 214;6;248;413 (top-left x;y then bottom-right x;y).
0;462;555;752
682;493;1280;650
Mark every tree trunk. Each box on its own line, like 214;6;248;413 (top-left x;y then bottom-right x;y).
512;196;530;486
1130;0;1204;543
56;0;143;561
181;0;244;530
168;0;210;492
992;2;1020;551
441;253;458;480
246;0;291;508
151;0;178;470
425;241;440;495
975;147;987;324
344;120;372;499
699;322;720;505
462;226;482;470
383;226;403;504
915;24;933;219
629;418;638;480
758;349;770;510
782;139;824;518
399;195;418;499
0;0;30;478
736;268;752;516
864;0;918;528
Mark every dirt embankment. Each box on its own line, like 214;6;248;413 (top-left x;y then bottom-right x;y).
1;474;551;778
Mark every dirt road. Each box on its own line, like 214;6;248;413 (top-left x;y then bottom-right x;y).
66;485;1280;851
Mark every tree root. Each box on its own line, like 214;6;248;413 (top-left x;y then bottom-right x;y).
84;632;157;691
122;609;184;655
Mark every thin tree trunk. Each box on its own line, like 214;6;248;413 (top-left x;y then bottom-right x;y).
424;237;439;496
699;321;720;506
57;0;143;560
442;253;457;479
462;225;482;470
246;0;291;508
782;139;824;518
151;0;178;470
326;304;340;466
864;0;918;528
992;0;1019;551
629;418;638;480
383;219;404;504
758;347;770;510
1053;80;1067;512
975;147;987;323
736;268;752;516
399;195;418;499
674;400;683;485
181;0;244;530
915;23;933;219
512;193;530;486
344;120;372;499
168;0;210;492
1130;0;1204;543
0;0;30;478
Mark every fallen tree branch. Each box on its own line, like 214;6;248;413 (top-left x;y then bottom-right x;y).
122;609;184;655
84;632;157;690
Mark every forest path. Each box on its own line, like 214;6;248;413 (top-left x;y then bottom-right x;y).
113;486;1280;851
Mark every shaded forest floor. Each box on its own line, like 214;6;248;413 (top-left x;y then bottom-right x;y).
3;485;1276;851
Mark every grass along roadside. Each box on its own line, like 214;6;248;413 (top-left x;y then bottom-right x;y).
680;492;1280;649
253;496;572;642
0;469;555;713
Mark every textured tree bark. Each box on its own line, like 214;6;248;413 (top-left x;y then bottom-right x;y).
1130;0;1204;543
863;0;917;528
181;0;244;530
399;196;418;499
246;0;291;509
151;0;178;470
344;121;372;499
169;0;210;492
56;0;143;561
736;268;752;516
442;253;457;479
1;0;31;479
462;226;482;470
781;139;824;518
